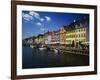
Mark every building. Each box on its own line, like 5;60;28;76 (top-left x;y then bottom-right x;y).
27;39;33;44
38;34;44;44
75;19;89;46
65;21;79;46
55;30;60;44
34;34;44;44
33;18;89;48
34;37;39;44
65;19;89;47
44;32;51;45
51;31;56;44
60;26;66;45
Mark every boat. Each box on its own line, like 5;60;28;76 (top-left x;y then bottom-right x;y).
39;45;47;50
39;47;46;50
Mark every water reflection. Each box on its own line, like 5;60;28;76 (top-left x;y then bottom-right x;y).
22;46;89;69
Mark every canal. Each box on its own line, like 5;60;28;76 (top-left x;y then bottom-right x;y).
22;46;89;69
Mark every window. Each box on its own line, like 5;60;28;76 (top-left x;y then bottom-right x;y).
84;34;86;37
79;34;80;37
81;34;83;37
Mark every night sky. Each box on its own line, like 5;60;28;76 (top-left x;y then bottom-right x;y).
22;11;89;39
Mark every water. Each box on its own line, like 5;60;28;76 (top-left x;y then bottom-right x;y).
22;46;89;69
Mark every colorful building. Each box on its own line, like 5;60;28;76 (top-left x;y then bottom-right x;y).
38;34;44;44
34;34;44;44
44;32;51;44
65;19;89;47
75;19;89;46
65;21;78;46
60;26;66;44
51;31;56;44
33;18;89;47
55;30;60;44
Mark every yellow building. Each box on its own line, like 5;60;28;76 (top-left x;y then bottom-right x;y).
65;20;89;46
66;28;75;45
75;27;89;45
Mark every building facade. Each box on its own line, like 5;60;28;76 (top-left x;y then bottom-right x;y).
45;32;51;44
65;19;89;47
55;30;60;44
28;18;89;48
51;31;56;44
60;26;66;44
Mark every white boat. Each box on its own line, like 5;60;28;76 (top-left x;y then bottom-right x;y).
39;47;46;50
54;49;58;53
30;45;34;48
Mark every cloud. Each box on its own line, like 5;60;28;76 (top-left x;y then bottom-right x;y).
45;16;51;21
22;11;40;21
29;11;40;19
40;28;46;31
29;11;44;22
36;22;42;26
22;11;51;23
22;13;33;21
40;18;45;22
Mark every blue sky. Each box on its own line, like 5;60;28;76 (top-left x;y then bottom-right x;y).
22;11;89;39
